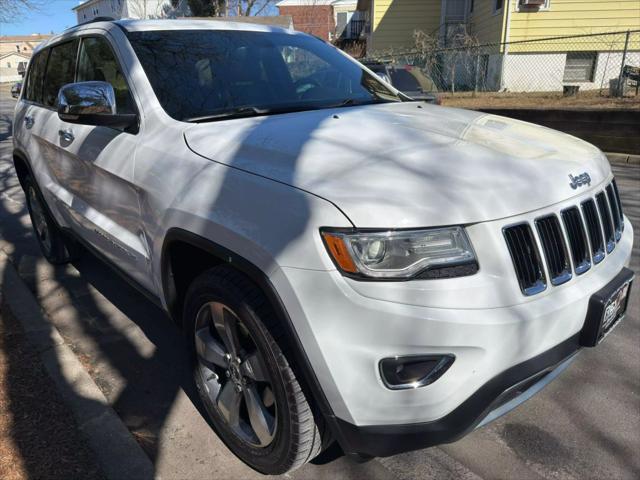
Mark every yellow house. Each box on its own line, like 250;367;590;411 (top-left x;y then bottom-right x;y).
357;0;640;91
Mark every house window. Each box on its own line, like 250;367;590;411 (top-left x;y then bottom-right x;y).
564;52;597;82
494;0;503;11
7;62;11;68
517;0;550;10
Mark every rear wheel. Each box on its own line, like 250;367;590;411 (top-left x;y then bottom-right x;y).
23;175;77;264
184;266;327;474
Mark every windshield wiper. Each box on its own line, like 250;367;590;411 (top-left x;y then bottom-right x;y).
185;106;270;123
329;97;395;108
185;98;397;123
186;103;334;123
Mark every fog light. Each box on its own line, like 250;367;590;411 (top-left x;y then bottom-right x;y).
379;355;454;390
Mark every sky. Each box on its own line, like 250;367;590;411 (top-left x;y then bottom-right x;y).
1;1;80;36
0;1;281;36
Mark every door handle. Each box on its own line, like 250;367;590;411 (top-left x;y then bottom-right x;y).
24;115;34;129
58;129;74;143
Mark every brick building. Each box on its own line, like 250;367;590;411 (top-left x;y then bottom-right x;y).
277;0;361;42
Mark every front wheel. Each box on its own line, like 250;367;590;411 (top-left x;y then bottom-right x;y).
23;175;77;264
184;266;327;474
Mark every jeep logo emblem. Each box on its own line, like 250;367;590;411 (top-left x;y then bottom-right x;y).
569;172;591;190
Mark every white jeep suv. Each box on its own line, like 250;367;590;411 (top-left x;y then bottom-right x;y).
13;19;634;475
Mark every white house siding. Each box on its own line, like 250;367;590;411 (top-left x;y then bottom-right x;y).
0;72;23;83
502;51;640;92
75;0;169;23
123;0;170;19
75;0;124;23
0;53;30;83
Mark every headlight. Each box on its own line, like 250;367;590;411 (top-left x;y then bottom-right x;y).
321;227;477;279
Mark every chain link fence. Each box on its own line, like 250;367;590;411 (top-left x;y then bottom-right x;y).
368;30;640;100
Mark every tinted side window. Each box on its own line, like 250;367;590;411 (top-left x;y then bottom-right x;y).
25;50;48;104
43;40;79;107
389;69;421;91
77;37;135;114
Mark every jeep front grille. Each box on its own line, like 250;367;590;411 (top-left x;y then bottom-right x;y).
505;179;624;296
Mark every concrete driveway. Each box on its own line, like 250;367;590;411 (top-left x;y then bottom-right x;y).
1;89;638;479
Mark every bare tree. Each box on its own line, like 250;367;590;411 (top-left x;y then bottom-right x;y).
127;0;171;19
227;0;276;16
0;0;47;23
186;0;227;16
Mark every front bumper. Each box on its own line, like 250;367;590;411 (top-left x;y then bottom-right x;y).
334;335;581;457
270;203;632;456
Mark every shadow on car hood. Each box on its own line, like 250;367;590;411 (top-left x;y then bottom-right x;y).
184;102;610;227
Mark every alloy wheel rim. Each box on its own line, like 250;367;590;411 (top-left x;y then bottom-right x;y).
194;301;277;448
28;187;52;255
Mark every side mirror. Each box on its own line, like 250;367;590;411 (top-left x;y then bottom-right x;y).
57;81;137;130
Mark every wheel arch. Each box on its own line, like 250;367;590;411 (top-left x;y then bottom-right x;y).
161;228;272;326
160;228;347;447
12;148;32;188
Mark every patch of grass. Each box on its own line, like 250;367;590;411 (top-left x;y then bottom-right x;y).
440;90;640;110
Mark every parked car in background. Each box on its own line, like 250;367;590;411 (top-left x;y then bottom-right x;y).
363;61;441;104
13;18;634;476
11;82;22;99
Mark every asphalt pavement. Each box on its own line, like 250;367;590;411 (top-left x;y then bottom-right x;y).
1;88;638;480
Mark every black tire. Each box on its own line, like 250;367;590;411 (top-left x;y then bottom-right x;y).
23;174;78;264
184;266;328;475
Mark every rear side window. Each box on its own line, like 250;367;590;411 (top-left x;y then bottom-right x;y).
77;37;135;114
24;50;48;104
389;69;421;91
42;40;79;107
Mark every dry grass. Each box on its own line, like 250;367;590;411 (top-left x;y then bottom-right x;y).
0;301;105;480
440;90;640;110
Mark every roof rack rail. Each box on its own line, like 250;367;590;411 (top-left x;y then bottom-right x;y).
72;16;116;28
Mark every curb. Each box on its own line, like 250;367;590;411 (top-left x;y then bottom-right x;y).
606;152;640;166
0;252;155;480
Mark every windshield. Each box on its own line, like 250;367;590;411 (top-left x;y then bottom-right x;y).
127;29;403;122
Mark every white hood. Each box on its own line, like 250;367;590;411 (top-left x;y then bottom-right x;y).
184;103;611;228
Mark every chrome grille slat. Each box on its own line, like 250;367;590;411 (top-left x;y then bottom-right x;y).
606;183;622;241
535;215;571;285
503;224;546;296
581;199;605;264
561;207;591;275
596;191;615;253
505;178;623;296
612;179;624;232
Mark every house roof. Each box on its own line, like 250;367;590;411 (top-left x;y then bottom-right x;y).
0;34;52;43
0;52;31;60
